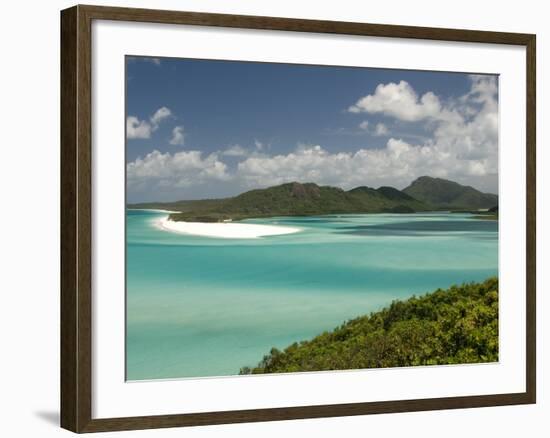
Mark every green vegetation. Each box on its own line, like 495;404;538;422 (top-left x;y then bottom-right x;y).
131;182;430;222
128;176;499;222
240;277;498;374
403;176;498;210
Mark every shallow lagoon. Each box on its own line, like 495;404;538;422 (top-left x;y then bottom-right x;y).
126;210;498;380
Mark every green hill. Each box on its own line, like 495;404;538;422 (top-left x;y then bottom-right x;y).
152;182;430;222
240;277;498;375
403;176;498;210
129;176;499;221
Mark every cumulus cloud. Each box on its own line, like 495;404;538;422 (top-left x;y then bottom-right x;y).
237;75;498;192
348;80;460;123
127;106;173;140
127;150;229;191
126;116;152;139
465;74;498;104
234;139;490;192
127;75;498;198
169;126;185;145
235;143;419;189
150;107;172;127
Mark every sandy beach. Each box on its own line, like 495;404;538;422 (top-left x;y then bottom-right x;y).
155;217;301;239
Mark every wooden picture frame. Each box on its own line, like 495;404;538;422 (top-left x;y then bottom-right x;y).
60;4;536;433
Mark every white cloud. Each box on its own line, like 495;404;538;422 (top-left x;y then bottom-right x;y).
237;76;498;192
236;143;416;189
374;123;389;136
348;80;455;122
127;106;173;140
126;116;152;139
128;75;499;198
222;144;248;157
359;120;369;130
466;74;498;103
221;141;273;158
254;140;265;151
234;137;491;192
358;121;389;136
150;106;172;128
169;126;185;145
127;150;229;191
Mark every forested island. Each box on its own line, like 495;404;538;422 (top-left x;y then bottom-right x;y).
129;176;498;222
240;277;498;374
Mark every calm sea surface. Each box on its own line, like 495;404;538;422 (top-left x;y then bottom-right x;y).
126;210;498;380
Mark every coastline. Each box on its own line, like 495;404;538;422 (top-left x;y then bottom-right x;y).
128;208;180;214
155;216;301;239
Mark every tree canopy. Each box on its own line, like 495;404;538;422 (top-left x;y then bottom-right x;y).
240;277;498;374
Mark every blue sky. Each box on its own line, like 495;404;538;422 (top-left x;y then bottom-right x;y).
126;56;498;202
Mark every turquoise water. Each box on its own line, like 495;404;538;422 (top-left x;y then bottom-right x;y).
126;211;498;380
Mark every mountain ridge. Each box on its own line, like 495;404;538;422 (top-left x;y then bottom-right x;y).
403;176;497;210
129;177;498;222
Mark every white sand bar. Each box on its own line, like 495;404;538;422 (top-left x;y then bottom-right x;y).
156;217;301;239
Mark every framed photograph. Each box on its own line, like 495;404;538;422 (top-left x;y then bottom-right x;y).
60;5;536;433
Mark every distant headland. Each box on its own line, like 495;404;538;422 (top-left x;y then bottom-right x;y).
128;176;498;223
